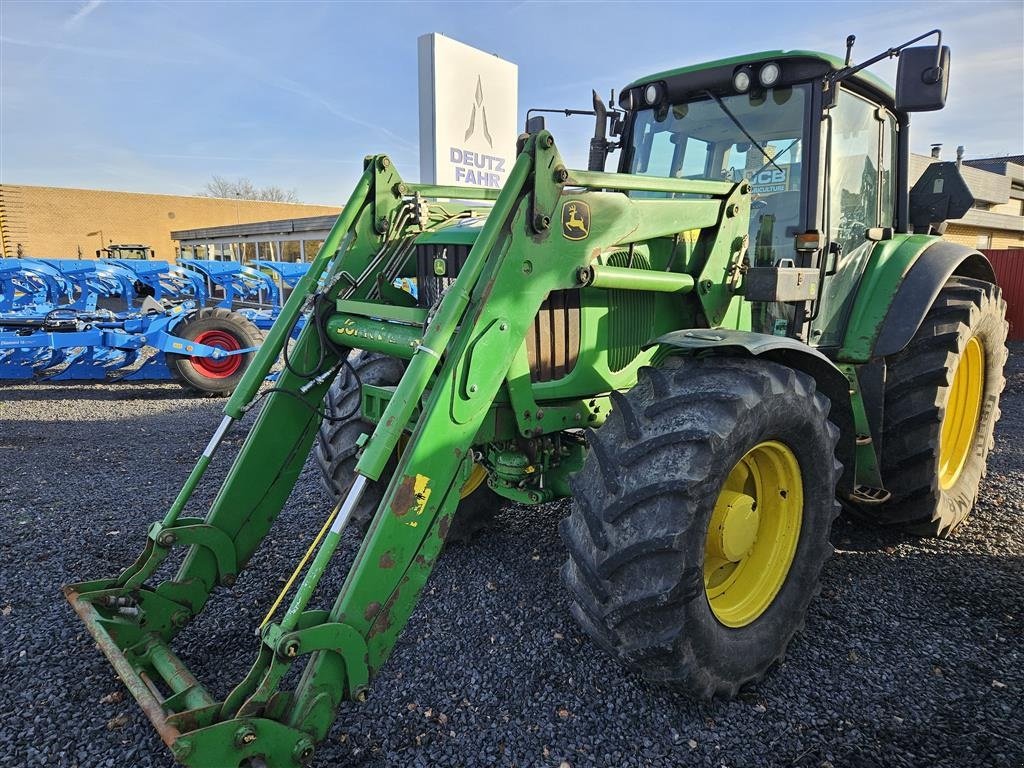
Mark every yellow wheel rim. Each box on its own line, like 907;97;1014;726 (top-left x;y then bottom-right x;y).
459;462;488;499
704;441;802;628
396;435;487;500
938;336;985;490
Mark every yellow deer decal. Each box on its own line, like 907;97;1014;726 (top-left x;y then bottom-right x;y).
565;203;587;234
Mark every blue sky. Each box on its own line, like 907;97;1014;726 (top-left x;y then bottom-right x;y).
2;0;1021;204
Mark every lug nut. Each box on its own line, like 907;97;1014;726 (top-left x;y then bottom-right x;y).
294;738;316;764
234;725;257;747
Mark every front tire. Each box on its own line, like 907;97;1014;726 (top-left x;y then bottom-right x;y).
561;357;841;698
869;276;1007;537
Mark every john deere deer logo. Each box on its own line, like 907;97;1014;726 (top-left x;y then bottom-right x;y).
562;201;591;240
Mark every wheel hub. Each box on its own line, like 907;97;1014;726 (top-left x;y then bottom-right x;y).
707;490;759;562
704;440;803;628
938;335;985;490
191;329;242;378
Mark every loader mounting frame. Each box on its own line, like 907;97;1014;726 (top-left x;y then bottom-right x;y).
65;133;761;766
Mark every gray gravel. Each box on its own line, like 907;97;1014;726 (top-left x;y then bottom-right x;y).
1;347;1022;768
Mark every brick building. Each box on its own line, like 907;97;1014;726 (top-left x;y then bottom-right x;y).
0;184;340;261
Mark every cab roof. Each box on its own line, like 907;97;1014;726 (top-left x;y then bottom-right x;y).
624;49;894;102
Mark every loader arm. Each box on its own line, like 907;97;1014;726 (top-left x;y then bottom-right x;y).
65;133;751;767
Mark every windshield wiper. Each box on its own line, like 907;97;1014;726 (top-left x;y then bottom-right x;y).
750;138;800;179
704;90;786;176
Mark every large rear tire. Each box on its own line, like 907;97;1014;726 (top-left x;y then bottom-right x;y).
561;357;841;698
866;276;1007;537
315;351;499;543
166;308;264;396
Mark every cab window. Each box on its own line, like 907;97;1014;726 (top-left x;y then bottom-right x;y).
627;84;809;266
826;89;897;255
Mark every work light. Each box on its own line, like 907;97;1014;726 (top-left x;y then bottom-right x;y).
733;68;752;93
759;62;781;87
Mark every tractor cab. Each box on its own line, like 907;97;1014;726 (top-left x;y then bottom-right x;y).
97;243;155;260
612;36;956;347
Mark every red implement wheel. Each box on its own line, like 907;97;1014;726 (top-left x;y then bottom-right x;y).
191;329;244;379
167;308;264;396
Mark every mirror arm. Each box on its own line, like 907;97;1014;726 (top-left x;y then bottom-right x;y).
829;29;943;87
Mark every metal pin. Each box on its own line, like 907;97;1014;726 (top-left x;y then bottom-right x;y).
330;474;369;535
202;415;235;459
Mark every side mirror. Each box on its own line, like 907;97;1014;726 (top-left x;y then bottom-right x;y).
896;45;950;112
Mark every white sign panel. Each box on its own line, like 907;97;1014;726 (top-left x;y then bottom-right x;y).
418;33;518;188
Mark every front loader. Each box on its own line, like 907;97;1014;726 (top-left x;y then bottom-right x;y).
66;31;1008;767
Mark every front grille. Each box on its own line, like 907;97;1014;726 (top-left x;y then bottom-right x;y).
415;243;472;309
604;249;655;372
415;243;580;382
525;289;581;382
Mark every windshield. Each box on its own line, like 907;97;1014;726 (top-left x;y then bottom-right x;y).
627;84;809;265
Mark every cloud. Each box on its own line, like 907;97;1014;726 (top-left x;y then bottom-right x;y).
146;152;364;166
268;74;420;154
171;27;419;155
0;34;189;65
64;0;104;31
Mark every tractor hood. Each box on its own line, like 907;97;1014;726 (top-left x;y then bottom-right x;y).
414;215;489;247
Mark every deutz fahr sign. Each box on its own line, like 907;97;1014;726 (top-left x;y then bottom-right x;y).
417;33;518;189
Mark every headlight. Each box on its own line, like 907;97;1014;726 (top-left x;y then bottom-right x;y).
759;62;781;87
733;68;751;93
644;83;659;105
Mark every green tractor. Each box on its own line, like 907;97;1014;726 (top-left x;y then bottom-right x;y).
98;243;156;260
66;31;1007;767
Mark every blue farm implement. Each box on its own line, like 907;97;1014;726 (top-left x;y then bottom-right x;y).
0;257;308;394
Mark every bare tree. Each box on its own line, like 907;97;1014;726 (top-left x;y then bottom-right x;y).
200;176;300;203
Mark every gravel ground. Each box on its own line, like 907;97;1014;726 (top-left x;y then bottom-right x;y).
1;346;1021;768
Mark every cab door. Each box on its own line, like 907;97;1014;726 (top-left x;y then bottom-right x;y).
809;87;898;348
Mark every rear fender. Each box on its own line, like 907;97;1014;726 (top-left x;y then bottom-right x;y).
648;329;855;494
839;238;995;362
871;241;995;358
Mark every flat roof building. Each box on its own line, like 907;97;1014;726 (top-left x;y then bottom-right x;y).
911;150;1024;250
171;214;338;264
0;184;340;260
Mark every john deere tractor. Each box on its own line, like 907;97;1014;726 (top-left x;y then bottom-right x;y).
66;31;1007;767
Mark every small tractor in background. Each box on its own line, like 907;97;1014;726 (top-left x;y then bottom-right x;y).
66;30;1007;767
97;243;156;260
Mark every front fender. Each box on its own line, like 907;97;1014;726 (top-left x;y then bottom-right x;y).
648;328;855;493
